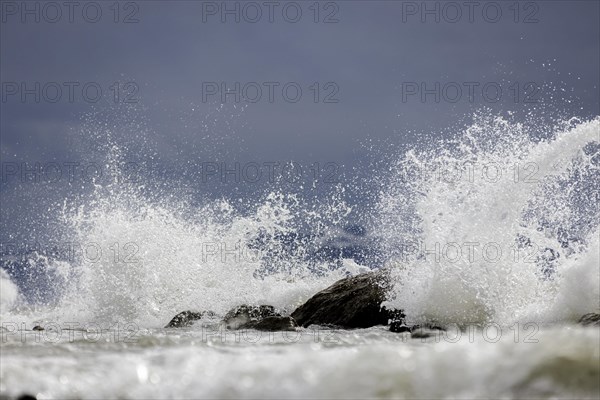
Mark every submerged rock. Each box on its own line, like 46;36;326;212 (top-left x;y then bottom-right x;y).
291;270;403;328
411;327;445;339
578;313;600;327
32;325;44;331
165;310;215;328
223;305;281;329
239;316;298;331
390;320;446;334
410;328;433;339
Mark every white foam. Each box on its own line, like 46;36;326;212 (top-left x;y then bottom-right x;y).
380;115;600;326
1;326;598;399
0;269;19;314
50;188;348;327
547;228;600;321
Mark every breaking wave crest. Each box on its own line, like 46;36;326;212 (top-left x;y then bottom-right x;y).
379;113;600;326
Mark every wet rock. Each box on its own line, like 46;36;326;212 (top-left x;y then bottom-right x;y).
578;313;600;327
165;310;216;328
291;269;403;328
17;395;37;400
389;320;411;333
0;395;36;400
390;322;445;334
411;327;444;339
239;316;298;331
410;328;432;339
223;305;281;329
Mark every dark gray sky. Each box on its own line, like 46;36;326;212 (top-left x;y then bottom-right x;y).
1;0;599;241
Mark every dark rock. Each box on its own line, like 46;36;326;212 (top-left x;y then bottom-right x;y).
32;325;44;331
239;316;298;331
410;327;444;339
389;320;411;333
387;309;406;323
17;395;37;400
165;310;215;328
390;321;446;334
223;305;281;329
578;313;600;327
410;328;432;339
291;270;403;328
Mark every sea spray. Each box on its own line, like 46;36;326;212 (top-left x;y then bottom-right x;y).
53;159;355;327
59;190;348;327
1;108;355;328
0;269;19;314
379;113;600;326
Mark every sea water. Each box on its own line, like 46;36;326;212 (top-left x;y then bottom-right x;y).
1;113;599;399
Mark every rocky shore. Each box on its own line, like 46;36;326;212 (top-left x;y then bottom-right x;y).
166;270;600;334
166;269;406;332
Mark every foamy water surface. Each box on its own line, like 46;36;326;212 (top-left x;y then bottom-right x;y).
1;115;599;399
